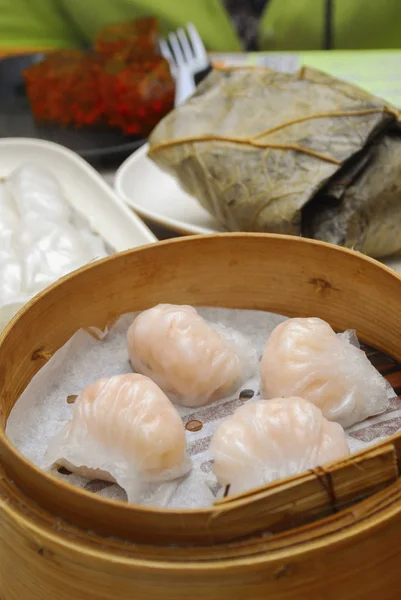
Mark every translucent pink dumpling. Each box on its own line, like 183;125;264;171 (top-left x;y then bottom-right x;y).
260;317;389;429
45;373;190;502
127;304;257;408
210;396;349;496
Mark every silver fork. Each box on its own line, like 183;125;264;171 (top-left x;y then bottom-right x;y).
159;23;209;106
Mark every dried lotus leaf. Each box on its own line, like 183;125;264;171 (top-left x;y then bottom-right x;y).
305;132;401;258
148;67;398;235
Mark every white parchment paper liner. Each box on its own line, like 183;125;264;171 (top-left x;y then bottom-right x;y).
6;308;398;508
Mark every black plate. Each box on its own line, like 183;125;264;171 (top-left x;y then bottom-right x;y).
0;53;146;161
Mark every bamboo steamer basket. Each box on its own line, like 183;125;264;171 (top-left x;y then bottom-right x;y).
2;233;401;600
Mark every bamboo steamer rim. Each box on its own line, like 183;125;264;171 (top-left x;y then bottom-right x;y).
1;232;401;550
3;444;401;570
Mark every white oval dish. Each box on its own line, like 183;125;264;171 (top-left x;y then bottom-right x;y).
115;143;223;235
0;138;156;251
0;138;156;330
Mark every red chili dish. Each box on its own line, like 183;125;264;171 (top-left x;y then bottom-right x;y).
23;17;175;136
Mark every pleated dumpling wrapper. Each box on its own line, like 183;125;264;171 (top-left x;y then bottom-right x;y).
127;304;257;408
210;397;349;496
45;373;190;502
260;317;389;429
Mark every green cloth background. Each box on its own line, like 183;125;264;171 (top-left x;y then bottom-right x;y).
0;0;400;52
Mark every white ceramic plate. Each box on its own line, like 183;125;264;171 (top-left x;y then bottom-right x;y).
0;138;156;331
115;143;224;235
0;138;156;251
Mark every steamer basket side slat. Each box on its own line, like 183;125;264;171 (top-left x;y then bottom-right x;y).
2;235;401;600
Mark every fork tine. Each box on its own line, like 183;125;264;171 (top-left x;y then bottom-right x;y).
186;23;208;63
176;27;194;63
169;32;185;67
159;38;176;68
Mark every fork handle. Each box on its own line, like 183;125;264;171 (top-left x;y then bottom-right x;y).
174;66;196;106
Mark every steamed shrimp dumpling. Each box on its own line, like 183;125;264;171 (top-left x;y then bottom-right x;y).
210;397;349;495
260;317;389;428
45;373;190;502
127;304;256;408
